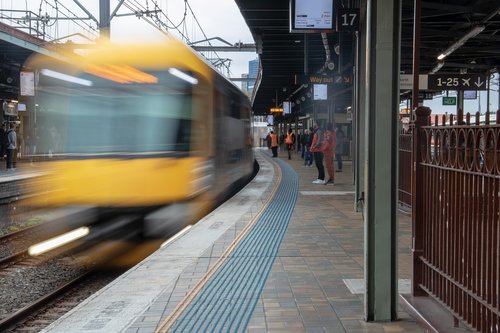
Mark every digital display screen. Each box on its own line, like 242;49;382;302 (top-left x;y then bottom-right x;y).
314;84;328;100
290;0;334;32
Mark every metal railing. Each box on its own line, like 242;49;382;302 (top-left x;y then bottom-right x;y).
413;109;500;333
399;124;413;210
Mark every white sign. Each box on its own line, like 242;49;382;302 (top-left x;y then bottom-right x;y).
314;84;327;100
283;101;291;114
400;74;428;90
20;71;35;96
292;0;333;31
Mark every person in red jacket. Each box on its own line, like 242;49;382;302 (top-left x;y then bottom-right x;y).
309;120;325;184
322;122;336;185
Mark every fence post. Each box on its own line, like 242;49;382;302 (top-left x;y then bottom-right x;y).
411;106;431;296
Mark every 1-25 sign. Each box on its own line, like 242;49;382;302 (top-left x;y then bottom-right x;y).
337;8;359;31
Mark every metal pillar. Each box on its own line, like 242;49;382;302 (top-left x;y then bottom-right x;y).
355;0;367;211
411;0;421;112
99;0;111;38
364;0;401;321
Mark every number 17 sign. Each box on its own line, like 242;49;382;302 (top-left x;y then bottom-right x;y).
337;8;359;32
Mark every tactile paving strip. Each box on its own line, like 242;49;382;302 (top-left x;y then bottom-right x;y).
167;158;298;332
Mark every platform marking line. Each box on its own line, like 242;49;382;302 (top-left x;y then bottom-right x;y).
155;152;283;333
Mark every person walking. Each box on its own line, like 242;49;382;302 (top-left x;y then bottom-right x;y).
269;130;279;157
323;122;337;185
285;128;295;160
310;120;325;184
335;126;345;172
6;123;17;171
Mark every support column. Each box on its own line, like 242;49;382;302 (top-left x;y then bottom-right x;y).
355;1;367;211
364;0;401;321
99;0;111;38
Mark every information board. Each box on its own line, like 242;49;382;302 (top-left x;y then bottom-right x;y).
290;0;334;32
428;74;488;91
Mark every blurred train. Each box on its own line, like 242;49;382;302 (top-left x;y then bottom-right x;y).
23;37;255;238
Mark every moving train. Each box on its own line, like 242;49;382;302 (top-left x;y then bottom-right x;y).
23;37;255;238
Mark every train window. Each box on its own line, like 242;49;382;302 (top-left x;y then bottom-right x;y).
229;91;241;119
34;69;199;156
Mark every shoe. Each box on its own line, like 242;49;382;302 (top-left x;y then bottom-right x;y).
336;169;342;172
312;179;324;184
324;179;335;185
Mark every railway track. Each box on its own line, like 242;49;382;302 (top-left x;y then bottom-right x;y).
0;214;144;331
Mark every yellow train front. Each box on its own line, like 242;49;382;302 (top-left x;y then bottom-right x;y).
24;37;254;238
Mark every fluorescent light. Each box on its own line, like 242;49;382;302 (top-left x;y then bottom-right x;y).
41;69;93;86
436;25;485;60
28;226;90;256
430;61;445;74
160;225;192;248
168;68;198;85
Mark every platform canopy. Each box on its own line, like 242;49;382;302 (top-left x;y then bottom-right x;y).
234;0;500;115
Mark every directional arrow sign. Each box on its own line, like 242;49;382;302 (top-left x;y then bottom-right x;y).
428;74;488;91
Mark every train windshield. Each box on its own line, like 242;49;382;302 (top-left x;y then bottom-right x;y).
34;67;197;156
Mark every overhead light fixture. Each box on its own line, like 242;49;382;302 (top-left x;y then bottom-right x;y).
437;25;485;60
430;61;445;74
41;69;93;86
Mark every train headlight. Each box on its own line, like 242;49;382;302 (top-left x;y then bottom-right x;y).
189;159;214;196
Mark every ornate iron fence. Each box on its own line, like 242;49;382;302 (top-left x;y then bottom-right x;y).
399;124;413;209
415;110;500;333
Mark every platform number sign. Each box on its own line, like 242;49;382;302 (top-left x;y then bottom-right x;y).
337;8;359;31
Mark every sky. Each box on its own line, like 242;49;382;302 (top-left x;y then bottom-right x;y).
0;0;257;78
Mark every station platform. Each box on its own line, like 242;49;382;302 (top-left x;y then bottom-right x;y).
39;149;425;333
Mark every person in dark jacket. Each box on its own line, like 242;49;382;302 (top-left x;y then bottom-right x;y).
6;123;17;171
335;126;345;172
0;123;6;160
304;126;314;167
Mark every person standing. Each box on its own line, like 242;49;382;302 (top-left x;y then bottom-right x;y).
322;122;337;185
304;126;314;167
6;123;17;171
269;130;279;157
300;129;307;160
285;128;295;160
0;123;6;160
310;120;325;184
335;126;345;172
